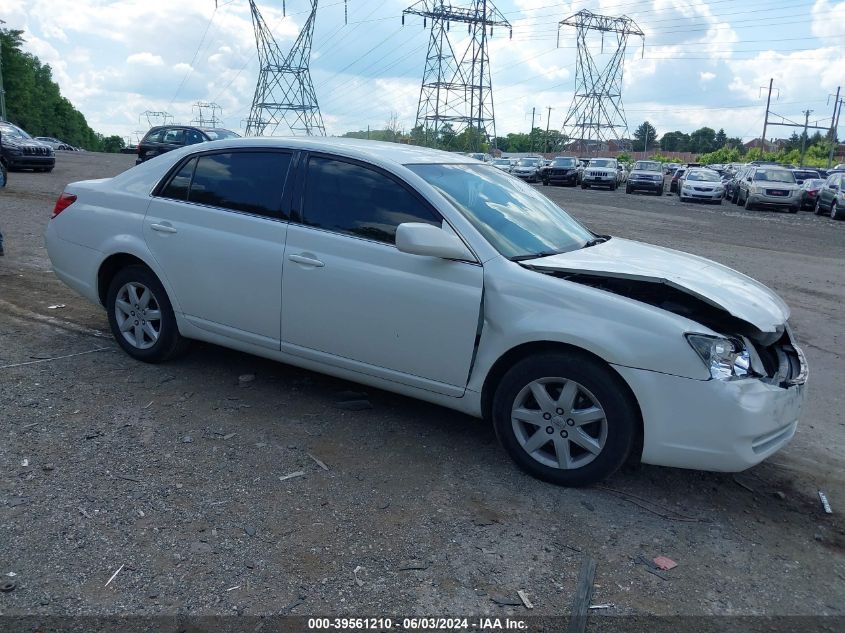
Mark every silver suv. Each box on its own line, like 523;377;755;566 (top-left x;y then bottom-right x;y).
736;166;800;213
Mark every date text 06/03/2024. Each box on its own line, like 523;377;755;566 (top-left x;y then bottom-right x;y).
307;617;528;630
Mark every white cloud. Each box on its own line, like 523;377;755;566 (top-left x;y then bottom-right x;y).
126;52;164;66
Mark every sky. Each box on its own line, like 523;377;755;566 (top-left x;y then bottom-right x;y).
1;0;843;145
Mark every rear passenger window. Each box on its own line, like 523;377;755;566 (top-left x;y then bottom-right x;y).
186;129;205;145
160;158;196;201
143;129;164;144
302;156;440;244
188;152;292;218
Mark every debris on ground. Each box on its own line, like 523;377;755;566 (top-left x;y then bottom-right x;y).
490;594;522;606
42;463;55;471
47;304;66;309
637;555;669;581
589;604;614;610
818;491;833;514
307;452;330;471
226;585;240;592
238;374;255;386
20;458;28;467
772;490;786;500
104;564;124;587
353;565;364;586
732;475;756;493
653;556;678;571
1;580;16;593
279;471;305;482
181;435;193;444
244;526;257;537
517;589;534;609
142;400;153;409
335;399;373;411
222;433;236;440
397;561;429;571
568;555;597;633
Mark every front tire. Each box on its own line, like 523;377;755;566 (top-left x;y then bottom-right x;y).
744;195;754;210
106;265;188;363
814;199;824;215
832;202;844;220
492;352;637;487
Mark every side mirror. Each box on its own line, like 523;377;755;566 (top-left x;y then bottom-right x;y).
831;184;839;191
396;223;475;261
746;177;752;182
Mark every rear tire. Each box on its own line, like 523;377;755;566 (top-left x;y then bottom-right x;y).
492;352;638;487
832;202;844;221
106;265;189;363
814;199;824;215
744;195;754;210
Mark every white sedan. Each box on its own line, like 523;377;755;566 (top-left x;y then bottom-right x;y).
45;138;807;486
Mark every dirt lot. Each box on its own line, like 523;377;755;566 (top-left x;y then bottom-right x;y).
1;152;844;625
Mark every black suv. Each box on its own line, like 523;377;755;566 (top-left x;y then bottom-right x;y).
136;126;240;164
540;156;582;186
0;121;56;172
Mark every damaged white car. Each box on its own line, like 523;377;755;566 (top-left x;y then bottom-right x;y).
45;139;808;486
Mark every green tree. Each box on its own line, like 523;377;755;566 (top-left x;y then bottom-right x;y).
714;128;727;148
688;127;717;153
632;121;657;152
101;135;125;153
659;131;690;152
1;28;102;150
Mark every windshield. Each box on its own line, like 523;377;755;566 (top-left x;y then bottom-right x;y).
633;161;661;172
517;158;540;167
588;159;615;168
408;164;595;259
492;159;510;165
0;123;31;140
204;129;240;140
552;158;576;167
803;179;825;188
685;170;720;182
793;171;819;180
753;168;795;183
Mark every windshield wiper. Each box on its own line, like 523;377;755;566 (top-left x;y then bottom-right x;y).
509;250;563;262
582;236;610;248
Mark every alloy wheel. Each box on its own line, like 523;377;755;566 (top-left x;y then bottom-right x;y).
511;378;608;470
114;282;162;349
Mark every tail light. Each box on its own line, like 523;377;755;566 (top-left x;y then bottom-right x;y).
52;192;77;218
137;143;142;155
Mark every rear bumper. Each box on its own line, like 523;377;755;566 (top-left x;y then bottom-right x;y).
614;365;806;472
45;222;103;305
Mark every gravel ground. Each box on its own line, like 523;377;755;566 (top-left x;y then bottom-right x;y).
0;152;843;624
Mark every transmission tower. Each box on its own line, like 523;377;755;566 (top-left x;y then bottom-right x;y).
558;10;644;154
245;0;325;136
403;0;511;151
139;111;174;128
191;101;223;127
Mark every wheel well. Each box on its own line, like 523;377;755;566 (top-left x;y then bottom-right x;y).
480;341;644;460
97;254;150;306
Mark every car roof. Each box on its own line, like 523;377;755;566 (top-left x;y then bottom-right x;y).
142;136;478;166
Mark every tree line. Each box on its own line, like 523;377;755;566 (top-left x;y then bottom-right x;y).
1;29;125;152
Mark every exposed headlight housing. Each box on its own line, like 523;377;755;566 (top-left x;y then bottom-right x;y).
686;334;751;380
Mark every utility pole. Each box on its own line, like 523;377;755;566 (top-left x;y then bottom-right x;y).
827;87;842;168
529;106;536;152
545;106;553;154
0;19;6;121
799;109;812;167
760;78;774;154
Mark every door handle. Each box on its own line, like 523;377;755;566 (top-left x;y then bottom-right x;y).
150;222;177;234
288;253;324;267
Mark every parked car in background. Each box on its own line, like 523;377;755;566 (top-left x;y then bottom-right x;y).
467;152;492;163
679;168;724;204
727;166;752;203
669;168;687;193
44;137;808;486
791;169;821;185
540;156;582;186
511;157;543;182
625;160;664;195
582;158;619;190
799;179;825;210
814;172;845;219
0;121;55;172
491;158;513;172
34;136;75;151
136;125;240;164
736;166;800;212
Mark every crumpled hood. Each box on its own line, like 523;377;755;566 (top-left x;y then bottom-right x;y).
523;237;790;333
